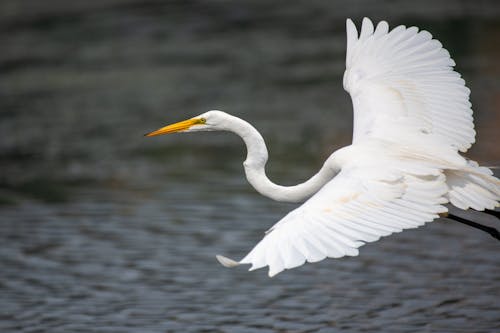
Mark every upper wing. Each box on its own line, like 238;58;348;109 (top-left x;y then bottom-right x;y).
344;18;475;152
218;162;448;277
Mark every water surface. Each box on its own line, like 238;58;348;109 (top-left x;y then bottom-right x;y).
1;1;499;332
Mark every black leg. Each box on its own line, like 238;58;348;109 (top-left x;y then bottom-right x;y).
483;209;500;219
447;213;500;241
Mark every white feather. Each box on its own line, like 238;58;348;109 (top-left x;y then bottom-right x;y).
344;18;475;153
197;19;500;278
236;143;453;276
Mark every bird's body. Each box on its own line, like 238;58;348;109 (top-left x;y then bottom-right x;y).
146;18;500;276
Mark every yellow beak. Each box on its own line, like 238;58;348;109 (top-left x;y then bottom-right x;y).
144;118;205;137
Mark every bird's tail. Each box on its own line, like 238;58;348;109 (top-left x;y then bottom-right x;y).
445;160;500;211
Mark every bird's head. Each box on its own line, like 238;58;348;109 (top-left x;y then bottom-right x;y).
144;110;230;136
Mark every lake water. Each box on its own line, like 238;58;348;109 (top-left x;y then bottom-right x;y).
1;1;499;332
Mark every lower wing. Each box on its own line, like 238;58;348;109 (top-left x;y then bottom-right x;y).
218;162;449;277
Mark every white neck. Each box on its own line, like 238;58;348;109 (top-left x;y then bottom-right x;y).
220;114;338;203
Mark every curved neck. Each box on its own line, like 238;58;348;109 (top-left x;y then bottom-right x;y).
222;114;338;203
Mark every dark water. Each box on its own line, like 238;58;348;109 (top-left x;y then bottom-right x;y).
1;1;500;332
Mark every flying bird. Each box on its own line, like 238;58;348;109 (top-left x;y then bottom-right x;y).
146;18;500;277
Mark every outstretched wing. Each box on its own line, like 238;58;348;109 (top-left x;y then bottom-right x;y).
218;162;448;276
344;18;475;152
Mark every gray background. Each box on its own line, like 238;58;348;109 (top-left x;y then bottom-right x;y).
1;1;499;332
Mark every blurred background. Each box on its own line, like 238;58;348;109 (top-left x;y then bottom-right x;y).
0;1;499;332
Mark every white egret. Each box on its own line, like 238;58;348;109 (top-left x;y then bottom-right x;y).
146;18;500;277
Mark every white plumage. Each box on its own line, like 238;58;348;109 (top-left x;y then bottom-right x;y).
146;18;500;277
238;142;452;276
228;18;498;276
344;18;474;152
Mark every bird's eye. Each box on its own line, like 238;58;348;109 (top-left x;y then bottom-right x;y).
199;117;207;124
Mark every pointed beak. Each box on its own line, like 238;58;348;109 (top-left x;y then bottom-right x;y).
144;118;204;137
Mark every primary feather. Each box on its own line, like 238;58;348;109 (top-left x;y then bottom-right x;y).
344;18;475;153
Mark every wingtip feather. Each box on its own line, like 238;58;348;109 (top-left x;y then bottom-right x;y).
374;20;389;36
216;255;240;268
346;18;358;40
360;17;374;39
346;18;355;29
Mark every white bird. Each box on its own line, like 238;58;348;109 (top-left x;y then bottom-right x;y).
146;18;500;277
